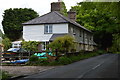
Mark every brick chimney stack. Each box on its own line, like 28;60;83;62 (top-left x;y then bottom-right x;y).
51;2;62;12
67;11;76;21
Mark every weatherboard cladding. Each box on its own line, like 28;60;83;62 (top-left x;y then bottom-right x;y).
22;11;91;33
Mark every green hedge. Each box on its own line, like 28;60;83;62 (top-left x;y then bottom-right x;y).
27;51;104;66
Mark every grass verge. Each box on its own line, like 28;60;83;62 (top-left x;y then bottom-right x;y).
0;71;11;80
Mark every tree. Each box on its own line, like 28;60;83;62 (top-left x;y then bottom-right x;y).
60;2;67;16
21;41;40;52
110;34;120;52
2;8;39;41
71;2;118;50
97;2;120;52
48;35;75;54
2;37;11;51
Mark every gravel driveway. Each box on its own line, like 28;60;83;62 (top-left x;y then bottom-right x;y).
1;66;55;77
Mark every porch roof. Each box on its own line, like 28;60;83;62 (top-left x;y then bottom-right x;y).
49;34;67;41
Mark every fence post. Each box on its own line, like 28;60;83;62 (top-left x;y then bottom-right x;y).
55;49;58;61
28;51;31;59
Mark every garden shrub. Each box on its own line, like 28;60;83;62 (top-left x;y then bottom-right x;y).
29;55;39;62
70;55;80;62
48;35;75;55
48;61;59;66
116;52;120;54
2;37;12;51
28;57;49;66
22;41;40;52
97;50;105;55
27;50;105;66
38;58;48;62
58;56;72;65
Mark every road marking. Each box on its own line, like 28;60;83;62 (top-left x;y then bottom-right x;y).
92;61;105;70
77;69;91;78
92;64;101;69
77;61;105;78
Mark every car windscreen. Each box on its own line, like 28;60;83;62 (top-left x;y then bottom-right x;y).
7;48;20;52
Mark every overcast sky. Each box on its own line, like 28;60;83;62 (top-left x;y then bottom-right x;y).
0;0;84;33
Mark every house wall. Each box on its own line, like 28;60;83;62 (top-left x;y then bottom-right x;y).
23;23;68;42
23;23;95;51
23;25;51;42
68;23;94;51
53;24;68;33
68;24;83;43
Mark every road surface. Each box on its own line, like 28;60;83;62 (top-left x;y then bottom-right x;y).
20;54;119;80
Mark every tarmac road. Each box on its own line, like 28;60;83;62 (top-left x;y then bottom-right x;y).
20;54;119;80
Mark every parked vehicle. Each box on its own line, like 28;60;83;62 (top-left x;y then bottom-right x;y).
10;59;29;64
2;48;31;60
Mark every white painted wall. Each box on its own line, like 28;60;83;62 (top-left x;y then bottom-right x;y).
23;23;68;42
23;25;52;42
53;24;68;33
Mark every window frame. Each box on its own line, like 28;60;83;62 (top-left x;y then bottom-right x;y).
44;25;53;34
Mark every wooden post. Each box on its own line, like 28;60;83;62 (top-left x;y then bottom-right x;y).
29;51;30;59
55;49;59;61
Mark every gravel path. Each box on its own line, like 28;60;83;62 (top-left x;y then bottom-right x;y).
1;66;55;77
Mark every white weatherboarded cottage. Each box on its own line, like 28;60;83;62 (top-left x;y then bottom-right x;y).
22;2;96;51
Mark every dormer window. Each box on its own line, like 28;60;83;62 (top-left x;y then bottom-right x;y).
44;25;53;34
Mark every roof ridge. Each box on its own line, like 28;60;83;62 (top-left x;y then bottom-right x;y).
54;11;69;22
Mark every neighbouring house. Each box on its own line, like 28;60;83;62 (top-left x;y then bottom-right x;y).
11;35;23;48
12;41;22;48
22;1;96;52
0;29;4;52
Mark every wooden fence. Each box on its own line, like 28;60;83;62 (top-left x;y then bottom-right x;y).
2;52;32;61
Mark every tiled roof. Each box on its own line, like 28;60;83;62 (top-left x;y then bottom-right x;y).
22;11;91;32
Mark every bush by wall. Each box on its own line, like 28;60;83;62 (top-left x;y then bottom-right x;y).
48;35;75;54
2;37;11;51
29;55;39;62
21;41;40;52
